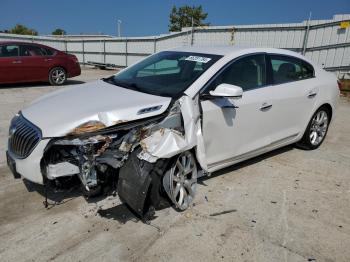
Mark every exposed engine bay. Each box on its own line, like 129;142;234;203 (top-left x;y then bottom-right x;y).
40;96;207;217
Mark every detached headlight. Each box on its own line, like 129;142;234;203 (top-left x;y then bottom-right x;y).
69;120;106;135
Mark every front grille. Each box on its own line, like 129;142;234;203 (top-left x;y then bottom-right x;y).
8;115;41;158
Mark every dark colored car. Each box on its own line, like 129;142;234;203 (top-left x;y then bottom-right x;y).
0;41;81;85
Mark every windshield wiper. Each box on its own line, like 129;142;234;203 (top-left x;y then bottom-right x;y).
103;77;132;89
103;77;145;93
101;75;115;82
127;82;143;92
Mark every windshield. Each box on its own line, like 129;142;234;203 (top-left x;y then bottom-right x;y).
104;51;222;98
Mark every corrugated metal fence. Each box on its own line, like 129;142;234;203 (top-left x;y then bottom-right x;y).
1;14;349;77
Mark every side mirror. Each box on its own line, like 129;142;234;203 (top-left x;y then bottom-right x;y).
209;83;243;98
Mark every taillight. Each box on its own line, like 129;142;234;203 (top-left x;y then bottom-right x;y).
337;80;343;91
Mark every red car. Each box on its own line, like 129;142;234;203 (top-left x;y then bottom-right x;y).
0;41;81;85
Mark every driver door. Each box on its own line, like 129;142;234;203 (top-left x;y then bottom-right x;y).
200;54;274;171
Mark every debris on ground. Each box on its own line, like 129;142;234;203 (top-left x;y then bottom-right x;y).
185;212;192;218
209;209;237;217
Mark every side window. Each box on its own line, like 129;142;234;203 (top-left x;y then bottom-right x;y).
41;47;55;56
270;55;313;84
206;54;266;92
20;45;45;56
0;45;19;57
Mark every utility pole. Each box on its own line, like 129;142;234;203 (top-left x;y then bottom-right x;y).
117;19;122;37
302;12;312;55
190;16;194;46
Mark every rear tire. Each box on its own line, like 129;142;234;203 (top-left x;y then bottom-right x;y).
297;106;330;150
49;67;67;86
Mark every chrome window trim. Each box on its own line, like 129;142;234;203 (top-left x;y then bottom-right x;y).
198;52;316;98
268;53;316;84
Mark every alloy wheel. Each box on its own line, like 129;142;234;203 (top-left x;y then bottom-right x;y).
168;152;197;210
51;68;66;85
309;110;328;146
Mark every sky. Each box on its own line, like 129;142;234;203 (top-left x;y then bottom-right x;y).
1;0;349;37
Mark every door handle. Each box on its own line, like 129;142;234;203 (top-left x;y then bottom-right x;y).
12;60;22;64
308;91;317;98
260;103;272;111
45;58;53;61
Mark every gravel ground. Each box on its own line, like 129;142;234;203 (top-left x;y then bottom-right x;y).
0;69;349;262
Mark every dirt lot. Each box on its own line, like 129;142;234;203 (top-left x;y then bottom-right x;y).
0;69;349;262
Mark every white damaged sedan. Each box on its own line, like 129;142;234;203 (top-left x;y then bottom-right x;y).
6;46;339;217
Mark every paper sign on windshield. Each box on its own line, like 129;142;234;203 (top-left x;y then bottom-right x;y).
185;56;212;63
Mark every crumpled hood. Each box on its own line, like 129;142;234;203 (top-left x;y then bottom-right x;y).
22;80;172;137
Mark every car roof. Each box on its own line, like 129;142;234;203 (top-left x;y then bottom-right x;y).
169;45;310;62
0;41;56;50
170;45;248;56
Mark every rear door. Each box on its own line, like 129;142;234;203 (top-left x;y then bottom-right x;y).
0;44;22;83
265;54;317;144
19;44;49;81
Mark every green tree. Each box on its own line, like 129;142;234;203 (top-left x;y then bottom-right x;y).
9;24;38;35
52;28;66;35
169;5;209;32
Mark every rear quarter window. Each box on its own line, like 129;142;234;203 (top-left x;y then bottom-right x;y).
301;61;314;79
42;47;55;56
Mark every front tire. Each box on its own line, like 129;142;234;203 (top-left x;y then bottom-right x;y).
297;106;330;150
49;67;67;86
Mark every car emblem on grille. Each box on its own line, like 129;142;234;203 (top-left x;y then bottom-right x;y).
9;126;16;138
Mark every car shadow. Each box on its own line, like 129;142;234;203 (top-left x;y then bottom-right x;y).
23;178;82;208
21;144;295;219
23;177;141;223
200;145;294;182
0;79;85;89
97;203;140;224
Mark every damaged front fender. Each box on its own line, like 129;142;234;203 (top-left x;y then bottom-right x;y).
118;95;208;215
118;148;170;216
137;95;208;171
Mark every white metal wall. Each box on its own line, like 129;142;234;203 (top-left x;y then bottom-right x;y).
1;14;349;75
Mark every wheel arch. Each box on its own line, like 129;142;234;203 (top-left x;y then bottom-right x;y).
304;102;333;133
321;103;333;122
49;65;67;74
297;102;333;149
